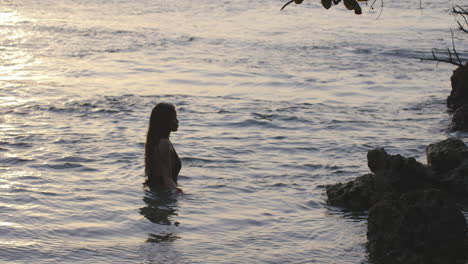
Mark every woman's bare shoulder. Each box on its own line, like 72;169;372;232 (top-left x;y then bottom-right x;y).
157;138;171;153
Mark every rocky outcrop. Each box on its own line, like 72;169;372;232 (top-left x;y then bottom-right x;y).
367;189;467;264
327;138;468;210
426;137;468;173
327;148;433;210
448;64;468;131
447;64;468;111
326;173;378;211
326;138;468;264
450;104;468;131
424;138;468;195
367;148;432;192
436;160;468;195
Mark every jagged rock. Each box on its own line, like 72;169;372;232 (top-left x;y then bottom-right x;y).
367;189;467;264
447;64;468;111
437;159;468;195
426;138;468;174
326;173;378;211
367;148;431;192
450;104;468;131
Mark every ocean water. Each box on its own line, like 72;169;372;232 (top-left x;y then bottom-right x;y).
0;0;467;263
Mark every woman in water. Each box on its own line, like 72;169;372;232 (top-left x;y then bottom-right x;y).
145;103;182;193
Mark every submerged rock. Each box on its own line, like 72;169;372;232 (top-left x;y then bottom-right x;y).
367;148;431;192
447;64;468;111
326;173;377;211
367;189;467;264
450;104;468;132
426;137;468;174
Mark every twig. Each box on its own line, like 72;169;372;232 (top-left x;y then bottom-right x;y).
451;30;463;66
457;21;468;34
376;0;384;19
421;47;465;68
421;54;464;68
452;5;468;16
280;0;295;11
369;0;383;19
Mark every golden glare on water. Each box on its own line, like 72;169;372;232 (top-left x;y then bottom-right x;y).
0;11;20;25
0;10;36;83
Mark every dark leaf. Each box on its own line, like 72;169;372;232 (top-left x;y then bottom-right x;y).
343;0;357;10
354;4;362;14
321;0;333;9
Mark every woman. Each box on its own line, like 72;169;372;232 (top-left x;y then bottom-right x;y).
145;103;182;193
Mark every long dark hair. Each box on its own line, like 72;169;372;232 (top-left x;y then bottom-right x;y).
145;103;176;185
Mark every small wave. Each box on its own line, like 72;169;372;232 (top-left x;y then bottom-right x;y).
272;182;288;187
379;48;428;59
226;119;283;129
280;163;323;171
168;78;228;87
52;156;97;163
181;157;216;164
0;142;32;148
0;157;33;165
45;163;83;169
53;139;85;144
206;184;227;189
252;113;274;121
31;163;97;171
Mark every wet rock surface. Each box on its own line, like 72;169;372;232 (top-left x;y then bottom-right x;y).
426;137;468;174
326;148;433;211
438;160;468;195
448;64;468;131
325;173;377;211
447;64;468;111
326;138;468;210
450;104;468;131
367;148;432;192
326;138;468;263
367;189;467;264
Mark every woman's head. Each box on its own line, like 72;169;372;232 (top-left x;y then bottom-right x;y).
148;102;178;138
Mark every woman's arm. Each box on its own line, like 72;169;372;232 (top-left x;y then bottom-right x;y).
158;139;180;192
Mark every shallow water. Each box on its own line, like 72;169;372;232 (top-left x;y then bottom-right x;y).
0;0;467;263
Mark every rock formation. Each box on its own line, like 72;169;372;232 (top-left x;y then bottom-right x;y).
367;189;467;264
325;173;377;211
450;104;468;131
448;64;468;111
426;137;468;173
448;64;468;131
326;138;468;264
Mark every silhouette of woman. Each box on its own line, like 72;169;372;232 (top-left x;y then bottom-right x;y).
145;103;182;193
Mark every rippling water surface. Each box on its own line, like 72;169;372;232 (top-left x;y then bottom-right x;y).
0;0;467;263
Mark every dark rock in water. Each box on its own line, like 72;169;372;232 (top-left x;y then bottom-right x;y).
367;189;467;264
367;147;387;173
447;64;468;111
450;104;468;131
367;148;431;192
426;138;468;173
326;173;378;211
